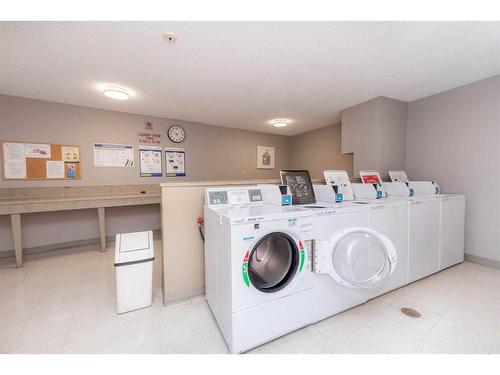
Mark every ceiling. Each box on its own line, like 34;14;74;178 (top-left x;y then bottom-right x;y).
1;21;499;136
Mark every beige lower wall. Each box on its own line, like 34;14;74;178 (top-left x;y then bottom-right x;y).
289;123;354;179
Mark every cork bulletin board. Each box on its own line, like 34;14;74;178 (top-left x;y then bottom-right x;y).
2;141;81;180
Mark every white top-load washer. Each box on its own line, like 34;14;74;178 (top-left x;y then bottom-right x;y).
388;170;465;272
276;170;402;323
354;170;441;283
204;186;314;353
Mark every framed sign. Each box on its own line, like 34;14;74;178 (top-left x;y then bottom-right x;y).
139;146;162;177
165;147;186;177
257;146;275;169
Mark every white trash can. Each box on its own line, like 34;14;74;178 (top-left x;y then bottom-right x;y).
114;230;154;314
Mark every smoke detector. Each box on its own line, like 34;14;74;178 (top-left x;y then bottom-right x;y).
163;32;177;43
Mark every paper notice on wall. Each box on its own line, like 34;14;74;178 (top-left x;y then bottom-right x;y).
3;142;26;161
25;143;51;158
4;160;27;179
165;147;186;177
93;143;134;167
139;146;162;177
3;142;27;179
138;132;161;145
46;160;65;179
61;146;80;162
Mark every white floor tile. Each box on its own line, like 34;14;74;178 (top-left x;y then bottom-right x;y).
1;243;500;354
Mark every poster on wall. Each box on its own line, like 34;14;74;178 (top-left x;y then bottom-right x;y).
93;143;134;167
256;146;275;169
165;147;186;177
139;146;163;177
24;143;51;158
61;146;80;162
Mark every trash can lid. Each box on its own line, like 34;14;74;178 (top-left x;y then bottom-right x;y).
114;230;154;266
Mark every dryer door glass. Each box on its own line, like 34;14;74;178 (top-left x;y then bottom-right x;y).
331;231;392;288
248;232;299;293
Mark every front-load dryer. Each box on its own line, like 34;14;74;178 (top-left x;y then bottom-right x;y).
204;186;314;353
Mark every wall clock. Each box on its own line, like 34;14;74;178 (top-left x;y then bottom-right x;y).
167;125;186;143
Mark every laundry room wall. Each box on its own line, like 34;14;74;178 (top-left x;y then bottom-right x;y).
0;94;292;255
289;123;354;179
341;96;407;179
406;74;500;264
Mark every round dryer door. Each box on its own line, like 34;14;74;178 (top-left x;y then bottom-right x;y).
325;227;397;289
248;232;299;293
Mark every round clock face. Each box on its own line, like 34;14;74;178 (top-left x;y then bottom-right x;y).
168;125;185;143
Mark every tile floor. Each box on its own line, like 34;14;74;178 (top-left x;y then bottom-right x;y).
1;241;499;354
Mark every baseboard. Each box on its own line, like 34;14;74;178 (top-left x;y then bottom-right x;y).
465;253;500;270
0;228;161;259
163;287;205;306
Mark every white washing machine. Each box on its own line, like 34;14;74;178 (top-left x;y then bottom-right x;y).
438;194;465;270
355;170;442;284
388;171;465;275
204;186;314;353
279;170;405;323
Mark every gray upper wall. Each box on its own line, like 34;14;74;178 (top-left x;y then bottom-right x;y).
289;123;353;180
0;94;293;188
341;96;407;178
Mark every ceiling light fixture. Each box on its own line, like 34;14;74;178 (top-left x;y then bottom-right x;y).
272;119;288;128
103;86;130;100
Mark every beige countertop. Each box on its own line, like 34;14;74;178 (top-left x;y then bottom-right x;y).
0;185;161;215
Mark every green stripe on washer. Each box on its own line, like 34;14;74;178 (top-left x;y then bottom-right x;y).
299;249;305;272
242;262;250;287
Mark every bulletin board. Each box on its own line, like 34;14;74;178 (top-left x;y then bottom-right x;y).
2;141;82;180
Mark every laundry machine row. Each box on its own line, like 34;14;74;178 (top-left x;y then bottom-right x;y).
203;169;465;353
347;169;465;279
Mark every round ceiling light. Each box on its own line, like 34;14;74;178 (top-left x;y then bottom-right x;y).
272;119;288;128
103;86;130;100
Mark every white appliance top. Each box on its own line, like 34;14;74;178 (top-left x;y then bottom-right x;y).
211;204;313;225
296;200;370;216
353;196;412;207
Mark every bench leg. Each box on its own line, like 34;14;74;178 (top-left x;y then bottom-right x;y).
97;207;106;252
11;214;22;267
